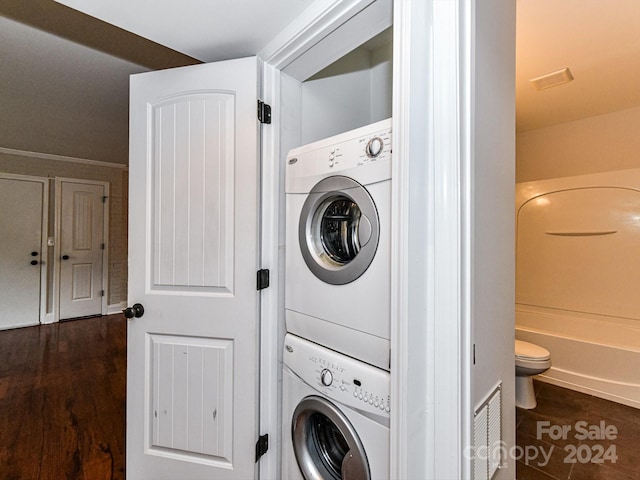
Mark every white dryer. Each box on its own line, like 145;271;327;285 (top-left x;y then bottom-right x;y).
285;119;392;369
282;333;390;480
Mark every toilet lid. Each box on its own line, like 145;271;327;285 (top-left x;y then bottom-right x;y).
515;340;551;361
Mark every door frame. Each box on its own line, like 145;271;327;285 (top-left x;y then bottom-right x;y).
258;1;395;478
0;172;50;325
259;0;474;478
53;177;109;321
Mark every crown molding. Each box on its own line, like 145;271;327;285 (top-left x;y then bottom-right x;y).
0;147;128;170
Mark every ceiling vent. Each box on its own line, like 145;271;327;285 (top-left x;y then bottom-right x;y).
529;67;574;90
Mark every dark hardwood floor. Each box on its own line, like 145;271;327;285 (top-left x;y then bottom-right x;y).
2;315;639;479
0;315;126;479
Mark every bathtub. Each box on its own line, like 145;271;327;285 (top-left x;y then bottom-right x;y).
516;169;640;410
516;306;640;409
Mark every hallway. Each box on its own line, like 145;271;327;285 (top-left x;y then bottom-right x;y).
0;315;126;479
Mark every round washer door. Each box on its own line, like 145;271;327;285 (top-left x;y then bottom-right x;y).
299;176;379;285
292;396;370;480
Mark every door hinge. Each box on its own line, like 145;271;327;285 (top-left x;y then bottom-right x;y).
257;269;270;290
100;290;105;297
257;100;271;124
101;243;105;250
255;434;268;462
102;195;108;203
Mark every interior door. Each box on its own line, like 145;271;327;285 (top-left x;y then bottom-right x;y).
127;57;261;479
58;180;105;320
0;176;45;329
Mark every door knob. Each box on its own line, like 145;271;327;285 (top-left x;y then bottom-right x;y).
30;260;39;266
62;255;70;260
31;251;38;256
123;303;145;319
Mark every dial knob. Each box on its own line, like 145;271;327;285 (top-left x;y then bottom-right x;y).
320;368;333;386
366;137;384;157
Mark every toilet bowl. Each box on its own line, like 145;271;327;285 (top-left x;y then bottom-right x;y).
515;339;551;409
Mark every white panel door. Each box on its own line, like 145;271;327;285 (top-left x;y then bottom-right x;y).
127;57;260;479
58;181;105;320
0;177;45;329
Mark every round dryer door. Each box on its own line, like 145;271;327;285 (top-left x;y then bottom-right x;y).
299;176;379;285
292;396;370;480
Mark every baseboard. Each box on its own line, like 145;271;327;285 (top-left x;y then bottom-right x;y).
42;313;56;324
107;303;126;315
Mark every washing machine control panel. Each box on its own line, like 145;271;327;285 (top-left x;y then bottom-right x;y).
284;334;391;418
320;368;333;386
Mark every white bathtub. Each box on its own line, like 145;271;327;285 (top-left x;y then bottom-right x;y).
516;306;640;409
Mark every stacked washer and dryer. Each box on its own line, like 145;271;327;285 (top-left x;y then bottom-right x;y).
283;119;392;480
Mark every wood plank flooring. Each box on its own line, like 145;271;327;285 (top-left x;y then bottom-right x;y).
0;315;126;479
2;314;639;479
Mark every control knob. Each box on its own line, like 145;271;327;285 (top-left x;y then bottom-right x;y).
366;137;384;158
320;368;333;386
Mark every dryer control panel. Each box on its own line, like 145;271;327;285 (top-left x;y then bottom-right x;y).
286;118;392;193
284;333;391;419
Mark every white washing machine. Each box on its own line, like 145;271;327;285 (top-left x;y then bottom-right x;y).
282;333;390;480
285;119;392;369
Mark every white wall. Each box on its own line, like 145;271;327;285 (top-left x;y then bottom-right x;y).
472;0;517;477
370;41;393;123
300;40;392;145
517;105;640;183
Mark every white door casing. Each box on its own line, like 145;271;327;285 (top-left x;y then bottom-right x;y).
0;175;48;329
127;57;261;479
57;179;107;320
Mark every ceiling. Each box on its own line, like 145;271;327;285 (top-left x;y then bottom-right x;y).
516;0;640;132
1;0;640;165
0;0;312;165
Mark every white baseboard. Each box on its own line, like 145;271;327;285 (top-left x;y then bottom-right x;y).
107;303;126;315
42;313;56;324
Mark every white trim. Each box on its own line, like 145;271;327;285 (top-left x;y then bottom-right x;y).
460;0;474;478
40;180;51;325
54;177;110;321
391;0;436;476
258;0;374;70
0;172;50;325
108;302;126;315
389;0;414;476
0;146;128;170
432;1;466;478
258;60;282;480
391;0;471;478
260;3;393;479
102;183;110;315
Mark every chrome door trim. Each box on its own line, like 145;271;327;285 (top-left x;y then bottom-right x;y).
298;176;379;285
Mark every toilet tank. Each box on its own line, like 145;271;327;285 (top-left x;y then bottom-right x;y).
516;172;640;320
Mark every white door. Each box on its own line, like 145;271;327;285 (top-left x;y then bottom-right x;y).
0;177;45;329
58;180;105;320
127;57;261;479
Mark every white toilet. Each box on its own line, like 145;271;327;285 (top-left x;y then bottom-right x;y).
515;339;551;409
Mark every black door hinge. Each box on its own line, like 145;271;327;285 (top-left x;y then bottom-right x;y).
257;269;270;290
258;100;271;124
255;433;268;462
102;196;108;203
100;290;105;297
